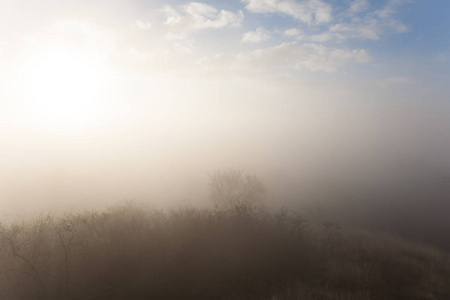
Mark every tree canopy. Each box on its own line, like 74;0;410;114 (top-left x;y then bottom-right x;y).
209;170;265;212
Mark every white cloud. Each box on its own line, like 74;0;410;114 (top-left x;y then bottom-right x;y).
241;27;271;43
243;0;333;25
330;0;409;41
330;17;407;41
162;32;196;53
308;32;334;42
135;20;152;30
200;42;372;72
330;21;380;40
155;0;410;73
249;0;411;43
255;0;410;43
373;0;412;19
284;28;301;36
344;0;370;16
164;2;243;31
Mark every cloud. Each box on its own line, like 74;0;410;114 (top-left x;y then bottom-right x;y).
241;27;271;43
134;20;152;30
200;42;372;72
151;0;410;75
243;0;333;25
330;17;407;41
161;3;243;54
377;76;417;88
329;0;409;41
374;0;413;19
284;28;302;36
164;2;243;31
330;21;381;40
268;0;410;42
343;0;370;16
308;32;334;42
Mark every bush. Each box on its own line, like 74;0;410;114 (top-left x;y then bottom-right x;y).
0;203;448;300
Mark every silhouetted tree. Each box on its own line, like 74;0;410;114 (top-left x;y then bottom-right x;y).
209;170;265;212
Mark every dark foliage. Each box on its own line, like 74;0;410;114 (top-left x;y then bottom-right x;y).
0;203;448;300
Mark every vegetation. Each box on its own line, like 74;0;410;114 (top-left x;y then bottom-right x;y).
209;169;266;212
0;201;448;300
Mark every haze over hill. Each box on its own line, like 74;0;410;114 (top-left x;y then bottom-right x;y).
1;1;450;299
0;0;449;225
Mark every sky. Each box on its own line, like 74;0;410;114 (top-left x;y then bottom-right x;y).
0;0;449;214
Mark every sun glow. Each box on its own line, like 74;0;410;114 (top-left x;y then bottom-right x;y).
22;50;108;130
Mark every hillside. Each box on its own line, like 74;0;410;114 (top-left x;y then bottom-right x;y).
0;203;448;300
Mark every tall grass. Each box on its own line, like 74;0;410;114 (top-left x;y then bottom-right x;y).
0;202;448;299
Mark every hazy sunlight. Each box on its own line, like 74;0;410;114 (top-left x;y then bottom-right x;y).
1;1;450;299
21;50;106;129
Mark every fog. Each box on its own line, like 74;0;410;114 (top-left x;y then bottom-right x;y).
0;0;449;245
3;3;450;299
2;75;449;218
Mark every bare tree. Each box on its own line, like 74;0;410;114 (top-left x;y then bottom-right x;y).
209;170;265;212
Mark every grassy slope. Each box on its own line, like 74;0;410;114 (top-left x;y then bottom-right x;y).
0;203;448;300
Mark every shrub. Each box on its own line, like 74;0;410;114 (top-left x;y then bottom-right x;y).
0;203;448;300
